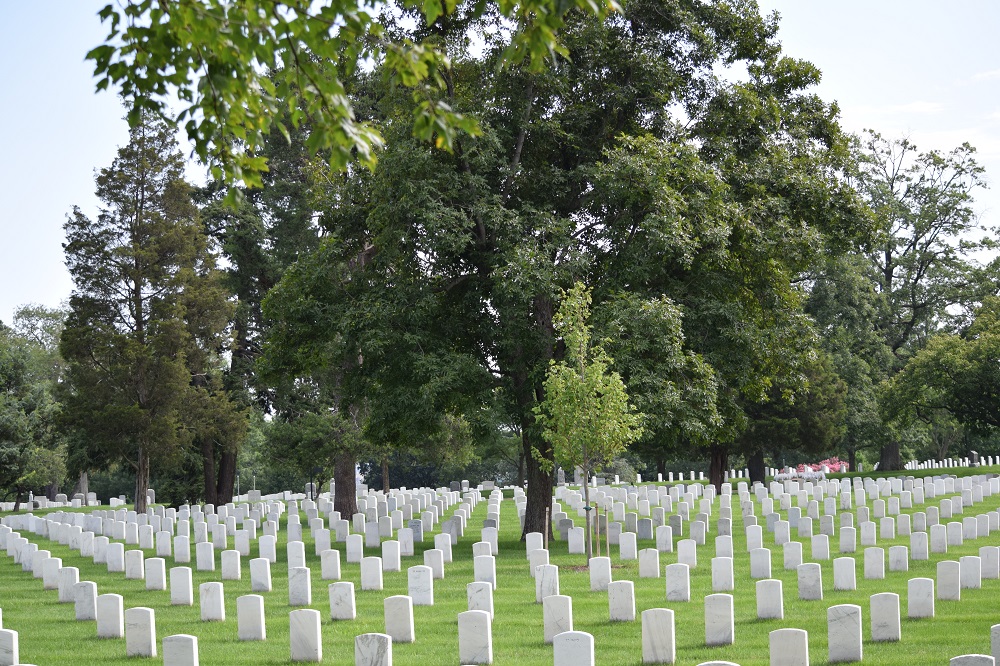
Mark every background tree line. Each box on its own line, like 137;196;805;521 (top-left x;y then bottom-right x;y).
2;0;998;534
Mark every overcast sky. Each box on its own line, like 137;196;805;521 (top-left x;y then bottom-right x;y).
1;1;998;326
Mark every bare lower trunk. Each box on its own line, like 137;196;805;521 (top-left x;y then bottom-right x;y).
13;490;22;512
135;444;150;513
216;448;237;503
879;441;902;471
708;444;728;492
748;450;766;485
656;458;666;479
202;438;218;506
517;449;525;488
334;452;358;517
73;472;89;499
583;470;593;561
847;447;856;473
522;431;554;540
381;457;390;492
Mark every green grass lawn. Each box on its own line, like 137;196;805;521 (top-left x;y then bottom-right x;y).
2;477;999;665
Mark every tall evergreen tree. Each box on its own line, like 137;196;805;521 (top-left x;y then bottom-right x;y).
61;112;242;512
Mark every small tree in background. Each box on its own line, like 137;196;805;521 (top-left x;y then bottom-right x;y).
535;282;643;560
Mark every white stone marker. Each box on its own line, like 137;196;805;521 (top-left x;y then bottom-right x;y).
42;556;62;590
536;564;560;603
751;547;772;578
196;541;215;571
289;566;312;606
361;556;384;590
287;541;306;569
797;563;823;600
250;557;272;592
424;548;445;579
870;592;901;642
950;656;995;666
589;556;612;591
0;629;17;666
458;610;493;665
608;580;636;622
467;581;494;618
289;609;322;662
171;567;194;606
907;577;935;618
704;593;734;646
769;628;808;666
107;543;126;573
553;630;594;666
408;565;434;606
59;567;80;604
678;539;697;568
529;548;549;579
543;595;573;644
864;547;885;579
125;607;157;657
981;546;1000;579
96;593;124;638
383;595;415;643
146;557;167;591
237;594;266;641
639;548;661;578
827;604;862;663
382;540;402;572
993;624;1000;666
782;541;802;571
712;556;734;592
665;562;690;602
756;579;784;619
474;554;497;590
641;608;675;664
833;557;856;591
221;550;241;580
162;634;199;666
938;560;962;600
320;549;341;580
329;582;357;620
200;581;226;621
888;545;908;572
961;555;982;589
355;633;393;666
75;581;98;621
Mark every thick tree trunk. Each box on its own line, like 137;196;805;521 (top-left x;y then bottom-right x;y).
517;449;525;488
74;472;89;500
748;450;766;485
381;457;390;492
847;447;857;473
708;444;728;492
879;441;903;471
334;452;358;517
135;444;150;514
522;431;554;540
202;438;218;506
216;448;237;503
656;458;666;480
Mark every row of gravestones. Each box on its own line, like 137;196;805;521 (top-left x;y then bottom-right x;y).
0;490;516;665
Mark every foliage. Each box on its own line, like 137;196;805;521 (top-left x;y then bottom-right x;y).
534;282;643;477
845;131;992;469
60;111;244;512
86;0;619;196
886;297;1000;436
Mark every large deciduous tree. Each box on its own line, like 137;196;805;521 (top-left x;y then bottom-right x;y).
60;112;244;512
261;1;866;532
851;132;991;470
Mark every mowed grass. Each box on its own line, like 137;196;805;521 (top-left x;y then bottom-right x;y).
0;479;998;665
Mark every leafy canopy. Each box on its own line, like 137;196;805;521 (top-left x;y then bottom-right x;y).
87;0;620;196
534;282;643;476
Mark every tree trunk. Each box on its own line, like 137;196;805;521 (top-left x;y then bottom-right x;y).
381;457;390;492
748;450;766;485
583;469;593;561
135;444;150;514
216;447;237;504
656;458;666;480
879;441;903;471
517;449;525;488
74;472;89;501
708;444;728;492
201;437;218;506
522;430;554;540
334;452;358;517
847;447;857;473
12;489;22;512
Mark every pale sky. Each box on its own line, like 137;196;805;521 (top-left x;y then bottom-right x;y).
1;1;998;326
